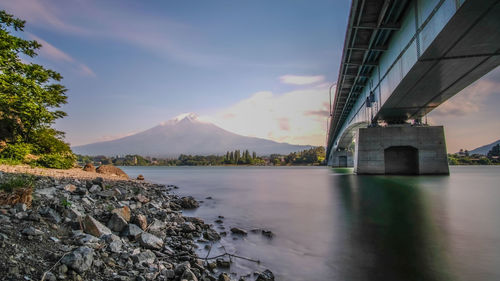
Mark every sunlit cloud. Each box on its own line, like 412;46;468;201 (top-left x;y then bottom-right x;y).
206;84;331;146
431;72;500;117
279;74;325;85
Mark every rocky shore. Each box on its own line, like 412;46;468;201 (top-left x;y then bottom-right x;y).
0;165;274;281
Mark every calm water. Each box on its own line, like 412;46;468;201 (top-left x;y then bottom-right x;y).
120;166;500;281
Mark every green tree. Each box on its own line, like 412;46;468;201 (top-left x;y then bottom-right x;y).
487;144;500;158
0;10;73;168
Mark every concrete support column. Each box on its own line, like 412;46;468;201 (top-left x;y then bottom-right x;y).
355;125;449;175
329;150;354;167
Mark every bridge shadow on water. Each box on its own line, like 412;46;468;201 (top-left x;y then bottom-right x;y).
328;172;453;281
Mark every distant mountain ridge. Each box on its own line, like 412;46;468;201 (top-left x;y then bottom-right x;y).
468;139;500;155
72;113;312;157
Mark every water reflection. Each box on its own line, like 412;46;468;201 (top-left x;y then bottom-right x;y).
331;174;453;281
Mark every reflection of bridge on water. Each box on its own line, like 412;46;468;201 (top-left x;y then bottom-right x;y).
326;0;500;174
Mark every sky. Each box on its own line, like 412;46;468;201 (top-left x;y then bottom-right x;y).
1;0;499;153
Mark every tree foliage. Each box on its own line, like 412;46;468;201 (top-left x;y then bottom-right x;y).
0;10;74;168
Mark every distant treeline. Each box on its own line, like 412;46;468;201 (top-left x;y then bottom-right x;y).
76;147;326;167
448;144;500;165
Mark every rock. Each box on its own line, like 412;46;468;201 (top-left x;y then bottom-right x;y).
75;234;100;245
230;227;247;235
83;215;112;237
111;206;131;222
256;269;275;281
63;184;77;192
178;196;199;209
92;177;104;186
163;269;175;278
261;230;274;238
34;187;56;198
83;163;95;172
135;194;150;203
107;213;128;232
182;222;197;233
75;186;88;196
131;249;156;264
203;229;221;241
14;203;27;212
88;184;101;193
218;273;231;281
108;240;122;253
174;262;191;275
148;219;166;234
136;174;145;180
61;246;94;273
216;258;230;268
134;214;148;230
182;268;198;281
138;232;163;250
22;226;43;236
43;272;57;281
39;207;62;224
65;207;83;220
96;165;128;178
121;224;143;239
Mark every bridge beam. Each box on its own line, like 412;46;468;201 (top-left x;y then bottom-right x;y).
354;126;449;175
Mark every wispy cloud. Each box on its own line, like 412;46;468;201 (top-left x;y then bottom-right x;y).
206;83;330;146
279;75;325;85
0;0;264;68
27;33;95;77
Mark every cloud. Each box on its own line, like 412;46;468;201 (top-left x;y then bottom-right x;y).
277;118;290;131
28;34;74;62
431;70;500;117
0;0;89;34
26;33;95;77
0;0;258;68
304;109;329;117
208;84;331;146
279;75;325;85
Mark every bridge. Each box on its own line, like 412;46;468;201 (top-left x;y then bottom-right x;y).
326;0;500;174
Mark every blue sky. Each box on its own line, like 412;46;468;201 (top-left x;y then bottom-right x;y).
1;0;499;152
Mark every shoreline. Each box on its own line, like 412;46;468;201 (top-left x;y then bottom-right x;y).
0;164;274;281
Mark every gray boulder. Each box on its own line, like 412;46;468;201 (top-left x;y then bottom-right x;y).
256;269;275;281
181;268;198;281
131;250;156;264
121;224;143;239
107;213;128;232
61;246;94;273
138;232;163;250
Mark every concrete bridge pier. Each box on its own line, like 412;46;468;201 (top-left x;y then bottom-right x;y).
328;150;354;167
354;126;449;175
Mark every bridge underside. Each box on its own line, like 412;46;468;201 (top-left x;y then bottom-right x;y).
377;0;500;122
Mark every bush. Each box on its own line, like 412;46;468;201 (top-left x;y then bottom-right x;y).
36;153;76;169
0;174;34;192
0;143;33;161
31;128;72;154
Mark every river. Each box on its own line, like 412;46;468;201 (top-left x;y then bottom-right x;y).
120;166;500;281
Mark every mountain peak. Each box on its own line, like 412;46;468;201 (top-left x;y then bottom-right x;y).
174;112;199;122
159;113;200;126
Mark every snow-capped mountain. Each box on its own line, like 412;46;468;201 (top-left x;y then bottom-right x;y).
72;113;312;157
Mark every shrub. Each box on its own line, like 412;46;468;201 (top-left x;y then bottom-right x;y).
0;174;34;192
0;143;33;161
36;153;76;169
31;128;72;154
